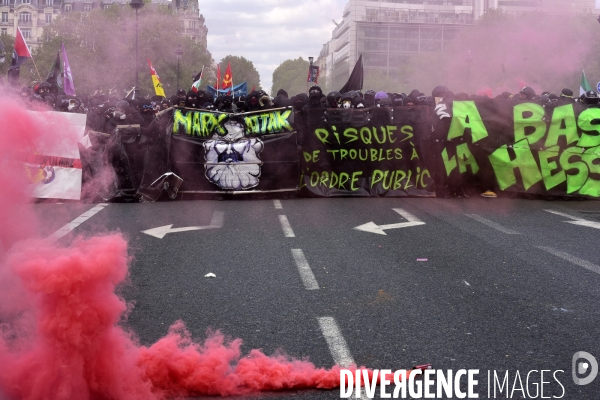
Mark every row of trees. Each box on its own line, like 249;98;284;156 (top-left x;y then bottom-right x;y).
0;4;262;97
6;7;595;99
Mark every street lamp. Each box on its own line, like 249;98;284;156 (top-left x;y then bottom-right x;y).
129;0;145;88
307;56;314;92
174;44;184;90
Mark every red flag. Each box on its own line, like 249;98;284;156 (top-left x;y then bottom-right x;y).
221;62;232;90
215;64;221;92
11;27;32;67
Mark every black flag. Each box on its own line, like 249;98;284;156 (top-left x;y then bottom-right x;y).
339;54;363;93
46;51;62;94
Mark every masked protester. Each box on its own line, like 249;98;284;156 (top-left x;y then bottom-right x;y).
185;91;200;108
519;86;536;101
160;98;171;110
196;90;207;106
175;89;187;107
326;91;341;108
245;91;261;112
138;101;155;128
32;81;51;102
291;93;308;111
104;100;144;134
302;85;326;111
340;93;354;109
259;94;274;109
273;92;293;108
219;95;234;112
582;90;599;106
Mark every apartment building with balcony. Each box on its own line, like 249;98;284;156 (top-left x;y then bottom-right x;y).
0;0;207;49
318;0;599;90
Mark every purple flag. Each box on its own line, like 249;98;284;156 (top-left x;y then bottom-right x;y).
61;43;76;96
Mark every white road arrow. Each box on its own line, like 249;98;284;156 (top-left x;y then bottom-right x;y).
354;208;425;235
142;211;224;239
544;209;600;230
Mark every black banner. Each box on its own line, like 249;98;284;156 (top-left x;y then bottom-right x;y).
436;99;600;198
169;107;299;193
297;107;435;197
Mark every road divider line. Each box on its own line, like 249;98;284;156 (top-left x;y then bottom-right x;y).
47;203;109;242
273;199;283;209
465;214;520;235
318;317;364;399
537;246;600;275
291;249;319;290
279;215;295;237
317;317;356;367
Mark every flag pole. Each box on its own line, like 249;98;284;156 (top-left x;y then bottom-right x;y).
29;54;42;82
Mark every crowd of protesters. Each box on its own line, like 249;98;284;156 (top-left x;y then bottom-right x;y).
4;79;594;199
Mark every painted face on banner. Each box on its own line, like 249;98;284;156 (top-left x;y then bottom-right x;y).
203;120;264;190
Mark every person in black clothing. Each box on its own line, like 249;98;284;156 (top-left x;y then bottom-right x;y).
302;85;326;111
104;100;144;134
291;93;308;111
245;91;261;112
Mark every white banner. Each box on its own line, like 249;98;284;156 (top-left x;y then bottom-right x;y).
26;111;87;200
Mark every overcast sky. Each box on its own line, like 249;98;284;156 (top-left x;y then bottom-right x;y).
200;0;347;92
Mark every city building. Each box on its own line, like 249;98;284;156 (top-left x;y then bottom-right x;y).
318;0;599;91
0;0;207;49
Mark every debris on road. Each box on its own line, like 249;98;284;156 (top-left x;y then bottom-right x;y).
204;273;216;278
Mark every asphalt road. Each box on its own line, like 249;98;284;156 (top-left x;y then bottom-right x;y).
33;197;600;399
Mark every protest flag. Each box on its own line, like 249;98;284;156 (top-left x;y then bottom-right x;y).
221;62;232;90
61;43;76;96
191;66;204;93
339;54;363;93
147;58;166;97
580;71;592;96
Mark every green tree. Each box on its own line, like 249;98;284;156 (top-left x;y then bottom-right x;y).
217;55;260;91
271;57;309;96
21;5;213;96
0;33;15;77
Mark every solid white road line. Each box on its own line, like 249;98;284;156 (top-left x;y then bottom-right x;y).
291;249;319;290
317;317;356;368
465;214;520;235
46;203;109;242
537;246;600;275
278;215;295;237
273;199;283;209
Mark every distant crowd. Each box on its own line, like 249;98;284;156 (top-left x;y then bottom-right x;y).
1;79;592;135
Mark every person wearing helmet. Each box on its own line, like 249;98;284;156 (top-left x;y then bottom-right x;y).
363;90;376;107
374;91;388;106
326;91;341;108
582;90;599;106
519;86;536;100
